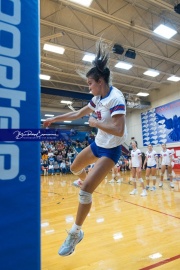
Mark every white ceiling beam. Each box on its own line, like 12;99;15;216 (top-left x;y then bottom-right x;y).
41;42;178;77
143;0;174;12
41;32;64;41
56;0;180;46
41;20;180;66
41;60;161;85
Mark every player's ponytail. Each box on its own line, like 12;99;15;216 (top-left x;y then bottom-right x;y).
86;40;111;85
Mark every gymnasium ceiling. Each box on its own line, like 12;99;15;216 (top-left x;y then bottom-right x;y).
40;0;180;124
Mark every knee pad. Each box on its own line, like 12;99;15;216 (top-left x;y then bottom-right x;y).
152;176;156;180
71;168;84;176
146;177;149;180
79;190;92;204
112;174;115;178
132;178;136;182
139;178;144;183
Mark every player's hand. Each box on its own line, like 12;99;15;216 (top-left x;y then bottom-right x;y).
88;116;98;127
43;118;54;127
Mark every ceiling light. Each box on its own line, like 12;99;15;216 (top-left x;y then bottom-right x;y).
153;24;177;39
43;43;65;54
115;61;133;70
64;121;72;123
68;0;93;7
61;100;72;105
40;74;51;80
167;76;180;82
137;92;149;96
45;114;54;117
82;54;95;62
84;122;89;124
41;119;46;121
143;69;160;77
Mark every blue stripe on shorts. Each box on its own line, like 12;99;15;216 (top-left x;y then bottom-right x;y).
147;164;156;168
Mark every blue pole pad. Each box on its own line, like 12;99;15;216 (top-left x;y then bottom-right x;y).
0;1;40;269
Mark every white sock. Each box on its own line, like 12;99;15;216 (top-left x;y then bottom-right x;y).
70;223;81;234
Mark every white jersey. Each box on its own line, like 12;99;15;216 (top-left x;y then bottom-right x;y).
160;149;172;166
131;148;142;167
88;86;127;148
145;150;158;166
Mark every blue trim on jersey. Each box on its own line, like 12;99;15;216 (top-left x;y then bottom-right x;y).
100;86;113;100
90;100;96;108
110;104;125;114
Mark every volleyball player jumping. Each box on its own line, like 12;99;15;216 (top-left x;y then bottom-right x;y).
44;41;127;256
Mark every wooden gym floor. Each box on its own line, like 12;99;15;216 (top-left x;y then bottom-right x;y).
41;170;180;270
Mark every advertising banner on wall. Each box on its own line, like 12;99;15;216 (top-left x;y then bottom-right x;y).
141;99;180;146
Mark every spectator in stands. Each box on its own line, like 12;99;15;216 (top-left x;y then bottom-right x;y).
59;160;67;174
48;155;55;164
70;128;77;136
48;149;54;158
48;162;54;175
42;160;49;176
67;149;73;163
42;151;48;161
56;151;63;163
53;161;60;175
65;160;71;173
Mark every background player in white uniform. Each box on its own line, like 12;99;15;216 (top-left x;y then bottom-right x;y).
159;144;174;188
129;141;147;196
44;40;127;256
143;144;158;191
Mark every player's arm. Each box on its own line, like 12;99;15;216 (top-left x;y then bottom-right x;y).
155;155;159;168
89;114;125;137
169;152;173;165
160;155;162;165
138;154;142;171
143;156;147;169
44;105;93;127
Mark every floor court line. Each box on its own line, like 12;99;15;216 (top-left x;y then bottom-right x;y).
95;191;180;219
139;254;180;270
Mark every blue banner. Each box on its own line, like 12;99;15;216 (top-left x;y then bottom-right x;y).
0;1;40;269
141;99;180;146
0;129;60;141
